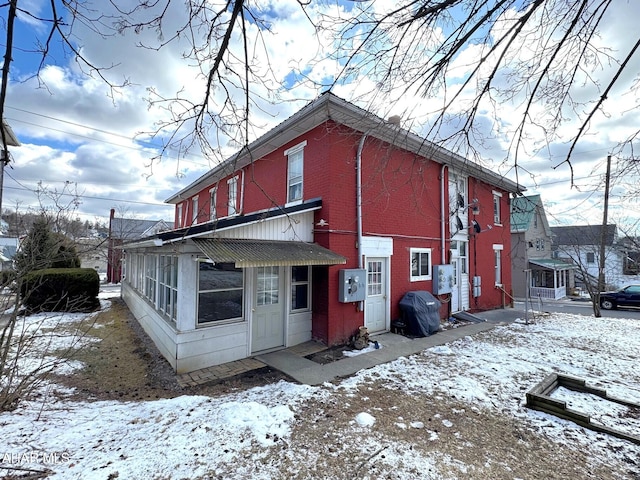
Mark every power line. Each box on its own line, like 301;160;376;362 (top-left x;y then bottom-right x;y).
3;173;169;208
5;106;214;169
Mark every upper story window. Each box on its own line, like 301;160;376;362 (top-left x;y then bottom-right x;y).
492;190;502;225
209;187;217;221
586;252;595;264
177;204;183;228
285;141;306;204
228;176;238;216
410;248;432;281
192;196;199;225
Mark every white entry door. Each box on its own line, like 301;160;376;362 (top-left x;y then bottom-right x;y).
252;266;285;353
450;258;462;312
365;258;388;333
450;239;469;312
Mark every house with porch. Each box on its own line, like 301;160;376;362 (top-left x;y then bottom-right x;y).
510;195;573;299
121;93;523;373
551;224;640;290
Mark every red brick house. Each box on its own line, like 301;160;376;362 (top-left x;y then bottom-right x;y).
107;208;170;283
121;93;523;373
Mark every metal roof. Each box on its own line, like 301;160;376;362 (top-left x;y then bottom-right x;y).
194;238;346;268
529;258;575;270
166;92;524;204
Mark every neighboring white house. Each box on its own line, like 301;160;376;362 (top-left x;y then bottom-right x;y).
551;224;640;290
0;236;19;271
511;195;573;300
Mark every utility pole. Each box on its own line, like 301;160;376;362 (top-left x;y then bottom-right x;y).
596;154;612;314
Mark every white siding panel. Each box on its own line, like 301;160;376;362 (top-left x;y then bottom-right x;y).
218;211;314;242
122;283;178;370
287;311;312;346
175;323;249;373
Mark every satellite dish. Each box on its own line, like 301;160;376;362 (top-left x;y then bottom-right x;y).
472;220;481;234
456;216;464;231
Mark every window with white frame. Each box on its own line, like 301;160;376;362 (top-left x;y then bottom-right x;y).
210;187;217;221
586;252;595;264
192;196;199;225
493;191;502;225
135;253;144;293
291;266;310;311
227;176;238;216
197;261;243;324
459;240;468;274
494;244;503;286
158;255;178;322
285;141;306;203
144;255;157;303
177;204;183;228
257;266;279;306
410;248;432;281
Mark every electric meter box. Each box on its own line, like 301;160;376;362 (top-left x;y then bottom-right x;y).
473;275;482;297
433;264;454;295
338;269;366;303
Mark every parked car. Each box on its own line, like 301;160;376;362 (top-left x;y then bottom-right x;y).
600;285;640;310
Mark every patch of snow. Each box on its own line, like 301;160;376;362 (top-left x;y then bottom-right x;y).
354;412;376;427
343;341;382;357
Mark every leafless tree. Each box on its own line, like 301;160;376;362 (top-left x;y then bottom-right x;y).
318;1;640;186
1;0;315;169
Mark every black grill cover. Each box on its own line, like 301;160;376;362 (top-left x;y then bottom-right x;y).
398;291;441;336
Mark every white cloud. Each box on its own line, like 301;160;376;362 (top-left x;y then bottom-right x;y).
5;0;640;231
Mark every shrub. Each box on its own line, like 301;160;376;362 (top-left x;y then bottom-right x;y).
20;268;100;313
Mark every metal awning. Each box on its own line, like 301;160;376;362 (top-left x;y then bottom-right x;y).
194;238;346;268
529;258;575;271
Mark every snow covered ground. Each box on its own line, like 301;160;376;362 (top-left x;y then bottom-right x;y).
1;289;639;479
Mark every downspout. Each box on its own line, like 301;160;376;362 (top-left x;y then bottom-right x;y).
356;133;368;270
239;168;245;215
440;164;448;263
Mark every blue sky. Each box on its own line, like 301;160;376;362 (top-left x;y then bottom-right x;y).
2;0;639;232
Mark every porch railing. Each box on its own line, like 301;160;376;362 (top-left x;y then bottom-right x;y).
529;286;565;300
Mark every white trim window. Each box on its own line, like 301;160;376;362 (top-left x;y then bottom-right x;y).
410;248;432;281
227;176;238;216
144;255;157;303
285;141;306;204
177;204;183;228
493;190;503;225
158;255;178;323
291;265;310;311
192;196;199;225
209;187;217;221
197;261;243;324
493;244;504;286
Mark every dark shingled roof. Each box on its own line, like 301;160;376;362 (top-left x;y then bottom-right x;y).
550;224;617;246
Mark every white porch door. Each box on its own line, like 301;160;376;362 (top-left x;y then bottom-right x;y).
252;266;285;353
451;258;461;312
365;258;388;333
450;239;469;312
